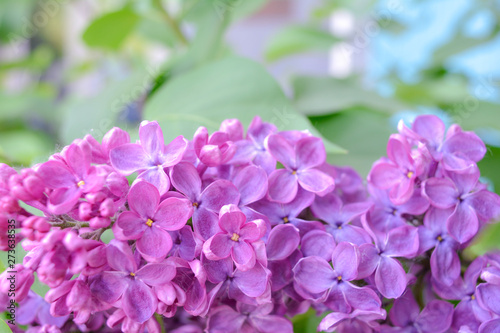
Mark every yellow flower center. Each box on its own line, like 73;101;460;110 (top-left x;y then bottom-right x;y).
406;171;414;179
283;217;289;223
130;272;135;277
337;276;343;281
77;180;85;187
193;202;199;208
231;233;240;242
471;294;475;300
291;170;297;175
436;235;443;242
145;219;153;227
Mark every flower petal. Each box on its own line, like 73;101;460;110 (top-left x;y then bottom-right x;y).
110;143;151;175
154;197;193;231
447;203;478;244
193;207;221;241
128;181;159;218
267;224;301;261
136;263;176;286
233;263;268;298
375;256;407;299
383;225;419;258
205;233;232;260
341;283;382;312
423;177;459;209
332;242;359;281
476;283;500;315
136;227;172;261
298;168;334;195
266;134;296;169
162;135;187;166
106;240;137;273
37;161;76;189
430;242;460;286
415;300;454;333
122;279;157;323
116;211;147;240
267;169;298;203
232;241;256;271
90;272;127;304
293;256;335;294
200;179;240;212
295;136;326;170
139;120;164;157
233;165;268;206
137;167;170;195
169;162;201;201
369;162;402;189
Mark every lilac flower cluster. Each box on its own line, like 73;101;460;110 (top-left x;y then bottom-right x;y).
0;115;500;333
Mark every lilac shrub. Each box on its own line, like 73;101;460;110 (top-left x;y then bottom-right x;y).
1;115;500;333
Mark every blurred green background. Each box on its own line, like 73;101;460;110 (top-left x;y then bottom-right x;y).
1;0;499;330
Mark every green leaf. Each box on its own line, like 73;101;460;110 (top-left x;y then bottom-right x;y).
292;308;328;333
59;68;152;144
293;76;408;115
0;130;54;166
135;16;177;47
144;56;345;154
310;108;394;176
82;8;140;50
265;26;339;62
452;101;500;132
0;318;12;333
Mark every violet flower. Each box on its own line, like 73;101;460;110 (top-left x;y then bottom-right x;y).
203;204;266;271
116;181;193;261
251;188;324;235
358;225;419;298
265;134;334;203
311;192;372;245
381;291;454;333
293;242;381;312
207;303;293;333
230;116;277;174
110;120;187;194
423;167;500;243
369;134;420;205
398;115;486;172
90;240;176;323
418;208;461;286
170;162;240;240
37;143;105;214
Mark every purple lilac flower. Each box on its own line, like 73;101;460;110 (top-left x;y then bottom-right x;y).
432;257;490;332
398;114;487;172
206;303;293;333
90;240;176;323
110;120;187;194
369;134;421;205
37;143;105;214
203;204;266;271
418;208;461;286
170;162;240;240
251;188;324;235
311;192;372;245
423;166;500;243
381;290;453;333
358;225;419;298
230;116;277;174
116;181;193;261
193;126;236;167
293;242;381;312
266;134;334;203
